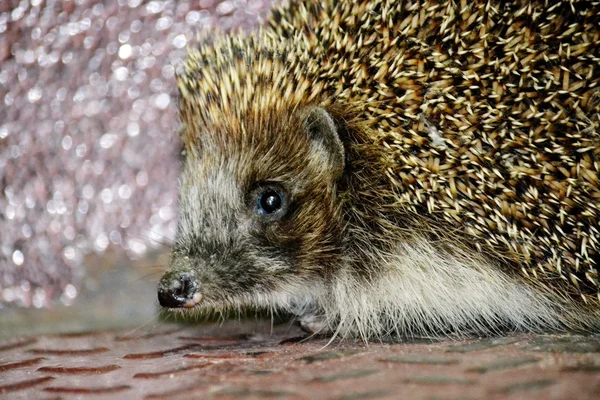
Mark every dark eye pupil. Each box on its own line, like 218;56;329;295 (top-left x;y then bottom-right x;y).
259;190;282;214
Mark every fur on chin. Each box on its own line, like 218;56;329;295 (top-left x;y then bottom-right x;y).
164;236;597;341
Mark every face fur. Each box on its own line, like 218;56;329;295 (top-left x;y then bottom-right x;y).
158;107;346;313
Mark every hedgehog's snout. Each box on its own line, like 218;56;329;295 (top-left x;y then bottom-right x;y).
157;271;203;309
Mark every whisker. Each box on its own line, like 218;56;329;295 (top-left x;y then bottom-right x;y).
125;231;173;248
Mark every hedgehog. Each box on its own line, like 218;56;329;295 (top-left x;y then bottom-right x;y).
157;0;600;339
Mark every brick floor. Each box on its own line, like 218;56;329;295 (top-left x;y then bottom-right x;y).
1;322;600;400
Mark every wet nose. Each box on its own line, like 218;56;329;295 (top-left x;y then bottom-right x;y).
157;272;202;308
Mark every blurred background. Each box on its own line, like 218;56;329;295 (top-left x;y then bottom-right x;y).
0;0;273;337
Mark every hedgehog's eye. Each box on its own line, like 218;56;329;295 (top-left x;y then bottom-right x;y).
259;189;282;214
250;183;289;221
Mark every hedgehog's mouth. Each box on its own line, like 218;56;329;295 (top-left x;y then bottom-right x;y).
182;292;203;308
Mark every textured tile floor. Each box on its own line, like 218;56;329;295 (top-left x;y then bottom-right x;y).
1;322;600;400
1;251;599;399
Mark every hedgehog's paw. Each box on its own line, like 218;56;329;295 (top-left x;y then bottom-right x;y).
298;312;329;335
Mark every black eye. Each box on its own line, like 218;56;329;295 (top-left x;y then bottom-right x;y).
258;189;282;214
250;183;289;220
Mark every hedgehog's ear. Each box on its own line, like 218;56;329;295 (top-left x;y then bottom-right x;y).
301;107;345;178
